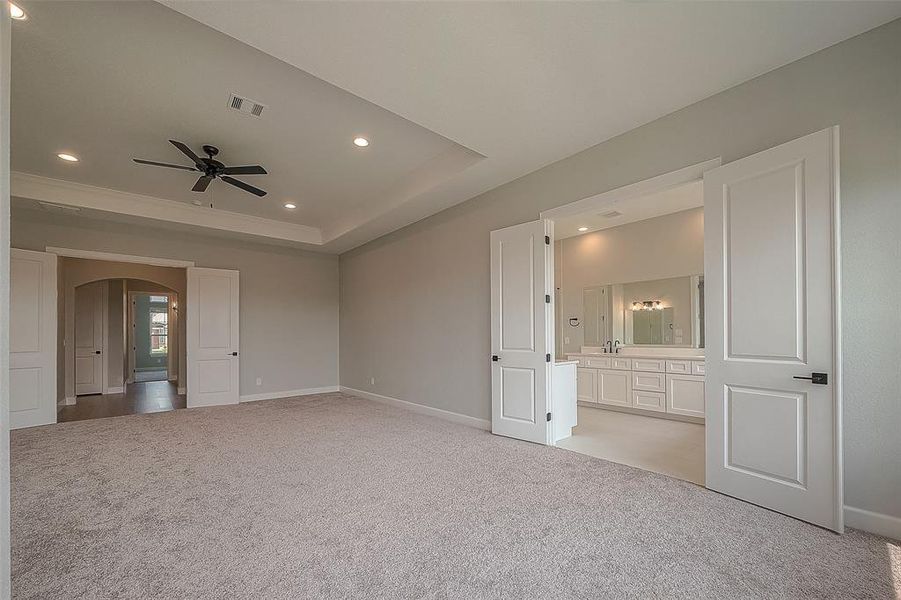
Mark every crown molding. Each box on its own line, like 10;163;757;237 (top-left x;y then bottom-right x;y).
11;172;323;245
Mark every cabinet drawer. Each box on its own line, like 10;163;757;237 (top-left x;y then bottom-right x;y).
576;368;597;403
611;357;632;371
582;356;612;369
631;370;666;392
666;360;692;374
631;358;665;373
632;390;666;413
691;361;706;376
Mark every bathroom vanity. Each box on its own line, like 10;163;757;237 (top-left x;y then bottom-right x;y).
566;349;705;420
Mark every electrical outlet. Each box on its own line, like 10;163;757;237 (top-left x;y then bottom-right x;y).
370;377;375;386
255;377;262;387
564;336;570;344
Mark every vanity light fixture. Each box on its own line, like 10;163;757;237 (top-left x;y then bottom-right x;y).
577;226;588;232
9;3;26;20
284;203;297;209
632;300;663;311
57;153;79;162
353;137;369;148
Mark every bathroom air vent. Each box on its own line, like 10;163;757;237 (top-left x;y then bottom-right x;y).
600;210;623;219
227;93;266;117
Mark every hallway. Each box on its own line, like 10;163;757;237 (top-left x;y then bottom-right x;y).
58;381;185;423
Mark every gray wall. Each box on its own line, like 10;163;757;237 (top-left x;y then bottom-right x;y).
340;20;901;520
12;208;340;397
106;279;124;386
556;208;704;354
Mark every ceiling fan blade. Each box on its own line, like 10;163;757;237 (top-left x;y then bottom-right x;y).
221;175;267;197
220;165;267;176
169;140;205;168
133;158;197;172
192;175;214;192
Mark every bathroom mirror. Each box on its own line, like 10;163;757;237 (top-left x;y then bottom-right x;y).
580;275;704;348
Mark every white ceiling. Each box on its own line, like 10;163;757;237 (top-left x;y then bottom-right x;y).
555;180;704;240
11;1;901;253
10;1;479;248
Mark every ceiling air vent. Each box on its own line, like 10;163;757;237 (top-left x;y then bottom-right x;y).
600;210;623;219
227;93;266;118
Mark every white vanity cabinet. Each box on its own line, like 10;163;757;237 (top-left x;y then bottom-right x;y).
568;352;705;421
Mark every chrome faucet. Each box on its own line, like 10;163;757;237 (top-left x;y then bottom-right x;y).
605;340;613;354
614;340;621;354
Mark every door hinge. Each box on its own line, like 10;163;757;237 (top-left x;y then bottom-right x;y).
546;353;551;362
545;294;551;303
546;412;552;422
544;235;550;245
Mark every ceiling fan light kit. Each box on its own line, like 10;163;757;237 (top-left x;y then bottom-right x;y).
133;140;269;197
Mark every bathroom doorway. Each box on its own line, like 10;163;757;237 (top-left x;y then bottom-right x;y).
547;169;709;485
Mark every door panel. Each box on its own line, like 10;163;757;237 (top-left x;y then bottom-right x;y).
74;281;104;395
705;127;840;531
490;220;552;444
597;369;631;407
10;249;57;429
187;267;240;407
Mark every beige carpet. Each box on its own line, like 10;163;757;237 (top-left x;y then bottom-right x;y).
11;393;900;599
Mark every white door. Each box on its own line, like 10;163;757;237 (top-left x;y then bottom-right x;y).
10;249;58;429
705;127;841;531
187;267;239;408
74;280;105;395
490;220;553;444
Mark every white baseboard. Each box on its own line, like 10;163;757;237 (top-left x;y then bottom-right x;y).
239;386;340;403
844;505;901;541
106;386;124;394
57;397;76;409
339;386;490;431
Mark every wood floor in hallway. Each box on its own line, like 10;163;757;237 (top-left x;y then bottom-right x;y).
58;381;185;423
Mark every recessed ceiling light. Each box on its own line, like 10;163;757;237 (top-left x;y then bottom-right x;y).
353;137;369;148
578;226;588;232
57;153;79;162
284;203;297;209
9;3;26;20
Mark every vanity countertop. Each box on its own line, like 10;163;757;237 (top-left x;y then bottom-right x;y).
554;359;579;366
566;352;705;361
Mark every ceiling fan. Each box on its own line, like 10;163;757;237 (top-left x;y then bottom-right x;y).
133;140;268;197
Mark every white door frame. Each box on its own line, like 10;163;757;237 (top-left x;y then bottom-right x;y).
537;149;842;530
127;290;176;385
45;248;195;404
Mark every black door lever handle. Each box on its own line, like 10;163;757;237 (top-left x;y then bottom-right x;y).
793;372;828;385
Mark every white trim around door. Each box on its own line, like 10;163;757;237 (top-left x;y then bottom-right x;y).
45;246;195;268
